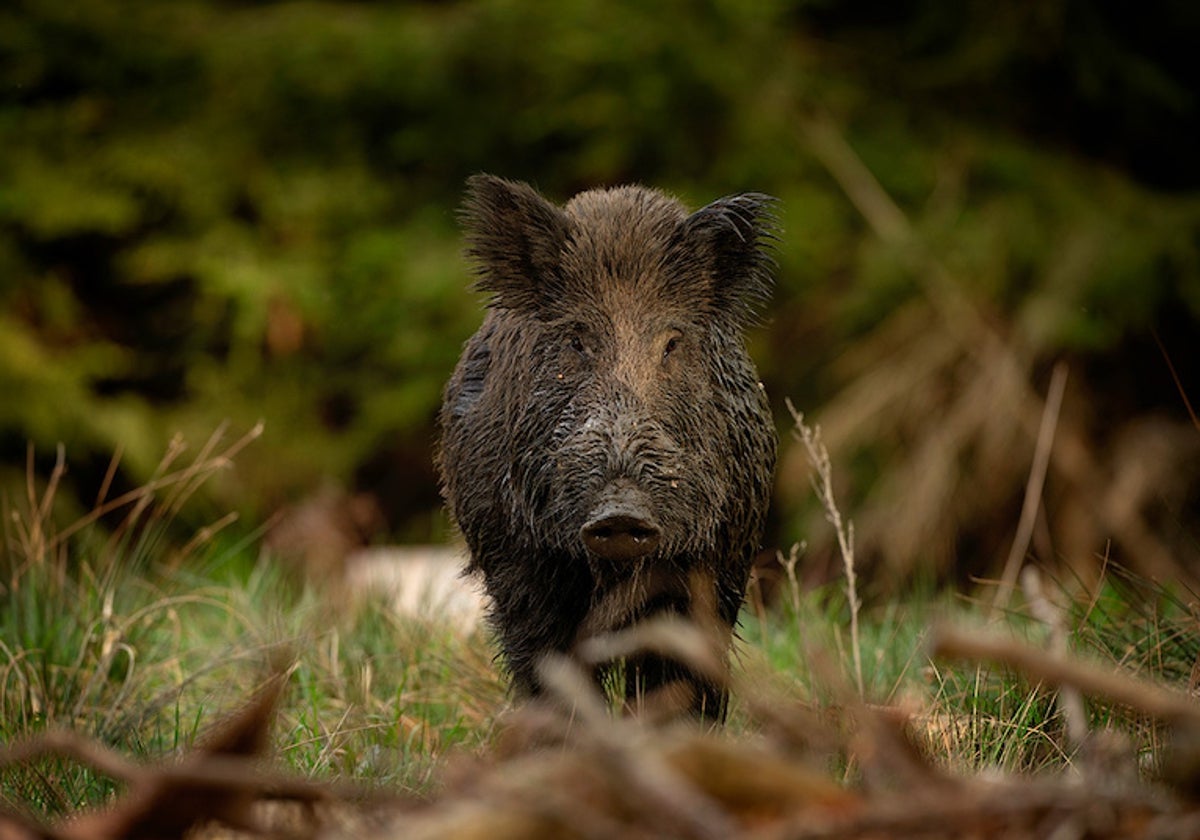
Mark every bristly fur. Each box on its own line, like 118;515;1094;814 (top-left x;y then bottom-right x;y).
668;192;779;328
440;174;779;721
460;174;573;314
462;174;778;326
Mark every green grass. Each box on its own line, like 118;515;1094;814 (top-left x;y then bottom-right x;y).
0;530;506;816
3;436;1198;820
0;433;504;818
737;565;1197;779
272;584;503;791
0;547;254;813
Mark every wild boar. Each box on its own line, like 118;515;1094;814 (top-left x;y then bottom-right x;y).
438;174;776;719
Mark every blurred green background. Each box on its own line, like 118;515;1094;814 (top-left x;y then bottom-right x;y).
2;0;1197;591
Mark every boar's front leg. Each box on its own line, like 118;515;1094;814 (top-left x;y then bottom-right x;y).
623;652;728;723
621;570;735;723
483;553;596;702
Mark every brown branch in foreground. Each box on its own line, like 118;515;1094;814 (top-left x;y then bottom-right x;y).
762;778;1176;840
0;673;379;840
929;624;1200;727
536;656;738;840
0;729;143;784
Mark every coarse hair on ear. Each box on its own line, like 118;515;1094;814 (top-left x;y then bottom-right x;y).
668;192;779;326
460;174;572;313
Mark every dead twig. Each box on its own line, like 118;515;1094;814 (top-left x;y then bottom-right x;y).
0;673;375;840
787;400;863;700
930;624;1200;727
991;362;1069;617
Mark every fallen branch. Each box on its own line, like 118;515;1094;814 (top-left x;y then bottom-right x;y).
0;673;380;840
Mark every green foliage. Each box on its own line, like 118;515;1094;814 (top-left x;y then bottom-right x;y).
2;0;1198;567
2;435;1196;814
742;566;1199;777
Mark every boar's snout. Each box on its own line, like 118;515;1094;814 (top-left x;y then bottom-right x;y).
581;491;661;563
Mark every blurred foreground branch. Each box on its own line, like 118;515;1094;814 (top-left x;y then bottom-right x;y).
930;624;1200;726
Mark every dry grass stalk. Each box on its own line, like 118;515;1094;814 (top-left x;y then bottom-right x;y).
40;422;261;567
787;399;863;700
991;362;1069;617
797;112;1187;586
1153;329;1200;433
777;542;806;620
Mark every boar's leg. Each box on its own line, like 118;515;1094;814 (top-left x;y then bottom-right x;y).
627;570;732;721
485;557;595;702
623;652;728;723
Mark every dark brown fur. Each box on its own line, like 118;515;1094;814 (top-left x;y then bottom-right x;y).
438;175;777;719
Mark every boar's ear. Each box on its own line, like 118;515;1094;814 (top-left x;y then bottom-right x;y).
461;174;571;313
673;192;778;325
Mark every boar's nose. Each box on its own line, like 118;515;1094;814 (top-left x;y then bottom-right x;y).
581;510;661;562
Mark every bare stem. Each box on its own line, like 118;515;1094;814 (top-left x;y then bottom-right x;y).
786;399;864;700
991;362;1069;618
778;542;807;645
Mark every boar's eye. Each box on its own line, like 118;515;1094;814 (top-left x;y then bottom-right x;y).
662;332;682;362
569;333;587;356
